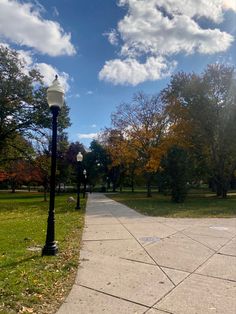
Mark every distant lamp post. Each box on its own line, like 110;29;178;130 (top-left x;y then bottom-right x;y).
42;75;64;256
76;152;83;209
83;169;87;198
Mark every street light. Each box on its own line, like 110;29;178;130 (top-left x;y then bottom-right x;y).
83;169;87;198
76;152;83;209
42;75;64;256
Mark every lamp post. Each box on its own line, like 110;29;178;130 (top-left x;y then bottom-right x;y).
76;152;83;210
83;169;87;198
42;75;64;256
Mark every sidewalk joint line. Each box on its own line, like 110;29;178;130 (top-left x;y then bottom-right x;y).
193;272;236;283
102;195;179;287
120;256;155;266
143;306;174;314
81;194;236;313
217;252;236;257
114;218;177;287
77;284;151;309
180;231;218;252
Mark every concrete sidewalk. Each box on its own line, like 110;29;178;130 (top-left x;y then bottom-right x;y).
57;193;236;314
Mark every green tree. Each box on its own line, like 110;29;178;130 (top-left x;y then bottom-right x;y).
84;140;110;190
0;45;70;162
162;64;236;198
160;146;190;203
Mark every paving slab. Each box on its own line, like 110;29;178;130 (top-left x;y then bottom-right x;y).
218;238;236;256
146;233;214;272
145;309;169;314
196;254;236;281
183;225;236;238
123;222;177;244
83;238;156;264
155;274;236;314
161;267;190;285
57;285;148;314
83;223;132;240
182;233;230;250
85;214;120;225
117;215;166;224
161;218;205;232
76;252;174;307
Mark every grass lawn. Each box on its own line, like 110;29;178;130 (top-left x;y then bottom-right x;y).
0;192;85;314
107;190;236;218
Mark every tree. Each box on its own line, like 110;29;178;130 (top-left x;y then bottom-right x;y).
110;92;169;197
162;64;236;198
0;45;71;162
34;155;51;201
101;128;137;192
160;146;190;203
55;133;70;192
65;141;86;188
84;140;110;190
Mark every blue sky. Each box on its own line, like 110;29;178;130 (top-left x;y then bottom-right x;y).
0;0;236;147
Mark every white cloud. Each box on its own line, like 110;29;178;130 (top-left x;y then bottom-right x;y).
35;63;70;92
52;6;59;17
86;90;93;95
0;0;75;56
99;0;236;85
91;124;97;128
99;56;177;85
223;0;236;11
103;29;119;46
77;133;99;140
0;43;71;92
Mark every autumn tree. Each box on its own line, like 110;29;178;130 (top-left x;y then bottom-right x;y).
101;128;138;192
110;92;169;197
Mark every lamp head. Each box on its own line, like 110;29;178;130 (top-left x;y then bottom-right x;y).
47;75;65;109
77;152;83;162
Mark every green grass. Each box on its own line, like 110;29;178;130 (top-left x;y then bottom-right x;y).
0;192;85;314
107;190;236;218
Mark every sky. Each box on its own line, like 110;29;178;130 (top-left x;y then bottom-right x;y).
0;0;236;147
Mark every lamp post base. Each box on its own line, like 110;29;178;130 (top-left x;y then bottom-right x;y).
42;242;58;256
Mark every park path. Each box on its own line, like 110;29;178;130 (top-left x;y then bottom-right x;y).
57;193;236;314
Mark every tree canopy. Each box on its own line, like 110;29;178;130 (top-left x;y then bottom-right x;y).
0;45;70;162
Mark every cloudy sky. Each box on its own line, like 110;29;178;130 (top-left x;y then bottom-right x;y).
1;0;236;146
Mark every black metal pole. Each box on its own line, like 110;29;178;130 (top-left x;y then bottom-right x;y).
75;162;81;209
83;176;86;198
42;106;59;256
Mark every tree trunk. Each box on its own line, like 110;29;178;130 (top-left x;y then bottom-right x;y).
146;174;152;197
131;178;134;193
215;179;228;198
11;181;16;193
44;187;47;202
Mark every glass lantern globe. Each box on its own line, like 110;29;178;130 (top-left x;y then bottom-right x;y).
77;152;83;162
47;75;65;109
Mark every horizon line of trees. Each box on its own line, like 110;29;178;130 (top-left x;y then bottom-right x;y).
100;63;236;201
1;44;236;202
